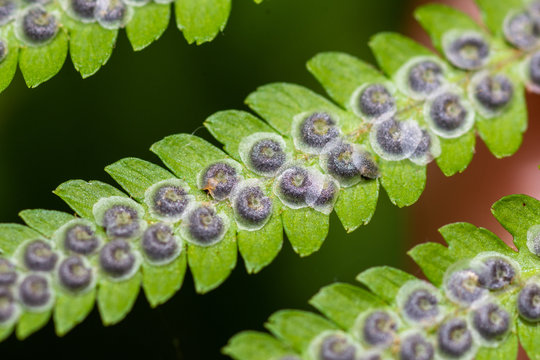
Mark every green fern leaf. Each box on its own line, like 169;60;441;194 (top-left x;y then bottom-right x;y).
227;193;540;360
265;310;339;353
356;266;416;303
0;224;41;255
414;4;485;52
97;272;142;325
223;331;293;360
186;216;238;293
16;311;52;340
19;28;68;88
126;3;170;51
141;253;187;307
474;0;523;35
309;283;383;330
175;0;231;45
0;0;263;91
205;110;277;161
0;0;540;344
436;132;476;176
0;27;17;93
407;242;456;286
237;198;283;274
53;288;96;337
67;21;117;79
19;209;75;238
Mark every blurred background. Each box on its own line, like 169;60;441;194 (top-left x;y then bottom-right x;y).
0;0;538;358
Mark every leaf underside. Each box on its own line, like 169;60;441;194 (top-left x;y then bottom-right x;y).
0;0;263;88
0;0;536;346
225;193;540;360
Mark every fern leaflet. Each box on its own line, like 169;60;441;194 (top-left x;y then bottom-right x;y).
0;0;262;89
0;0;539;343
225;193;540;360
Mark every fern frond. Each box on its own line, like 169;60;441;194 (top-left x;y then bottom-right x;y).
0;0;538;343
0;0;262;89
225;193;540;360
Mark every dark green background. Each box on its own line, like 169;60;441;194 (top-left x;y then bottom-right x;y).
0;1;412;358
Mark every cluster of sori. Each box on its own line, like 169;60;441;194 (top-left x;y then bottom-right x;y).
506;0;540;94
340;0;540;167
0;0;253;87
0;192;186;337
0;109;384;339
0;99;387;338
3;0;540;344
0;0;170;50
224;193;540;360
275;111;379;214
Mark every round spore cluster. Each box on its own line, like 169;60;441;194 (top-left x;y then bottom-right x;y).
370;117;423;161
474;254;518;291
443;31;490;70
99;239;139;279
251;139;284;171
437;318;474;358
103;205;140;238
93;196;144;240
352;83;396;119
424;90;474;138
58;256;94;292
199;161;240;200
504;10;540;50
22;240;59;272
292;112;340;154
397;281;441;324
444;268;486;306
310;332;358;360
182;204;227;246
406;59;444;97
517;281;540;322
17;5;59;45
0;287;17;324
305;175;339;215
320;141;379;187
94;0;131;30
359;310;398;347
18;274;53;309
274;165;318;209
241;134;287;176
469;72;514;117
428;93;466;131
64;0;97;21
61;221;101;255
0;0;16;26
153;185;189;216
399;333;434;360
141;223;181;265
232;181;273;230
471;302;510;342
146;179;191;222
320;335;356;360
0;258;17;286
